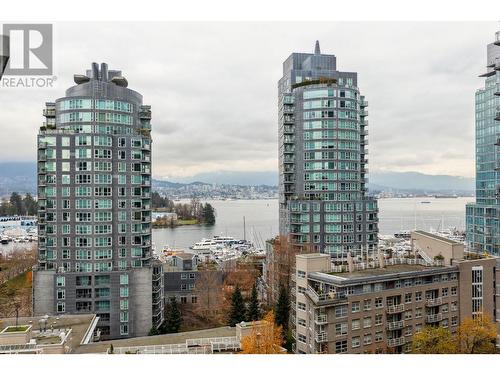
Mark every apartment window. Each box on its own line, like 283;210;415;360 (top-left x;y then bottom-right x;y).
191;296;197;304
351;301;361;313
120;311;129;323
57;302;65;313
363;317;372;328
415;324;423;332
375;298;383;309
404;279;412;287
442;304;449;313
298;318;306;327
375;314;383;326
351;319;360;330
298;334;306;344
363;334;372;345
180;296;187;304
451;286;457;296
352;336;360;348
442;287;449;297
57;289;65;299
335;341;347;354
56;276;65;287
404;310;412;320
451;316;458;326
335;322;347;336
415;291;422;302
471;266;483;316
335;305;348;318
363;299;371;311
120;324;129;335
120;299;129;310
120;287;129;298
405;326;412;336
450;273;457;281
451;301;458;312
120;275;129;285
298;302;306;311
404;293;412;304
415;308;423;318
375;331;383;343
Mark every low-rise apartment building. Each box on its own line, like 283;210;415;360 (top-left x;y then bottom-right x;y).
293;231;500;354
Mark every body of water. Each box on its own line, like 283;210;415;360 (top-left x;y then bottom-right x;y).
152;197;473;250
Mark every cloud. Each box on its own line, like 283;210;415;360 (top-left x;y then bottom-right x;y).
0;21;497;179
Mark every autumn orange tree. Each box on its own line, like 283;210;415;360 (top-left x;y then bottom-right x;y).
456;314;497;354
241;311;285;354
412;326;456;354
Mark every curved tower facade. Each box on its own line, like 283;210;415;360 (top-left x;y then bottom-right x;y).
278;42;378;258
33;63;163;340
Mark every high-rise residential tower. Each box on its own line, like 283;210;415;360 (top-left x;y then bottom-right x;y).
466;31;500;256
278;41;378;258
33;63;164;340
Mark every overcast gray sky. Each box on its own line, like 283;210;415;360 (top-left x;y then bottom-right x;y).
0;22;498;179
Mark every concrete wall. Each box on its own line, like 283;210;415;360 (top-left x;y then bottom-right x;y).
33;270;55;316
411;231;464;265
130;267;153;337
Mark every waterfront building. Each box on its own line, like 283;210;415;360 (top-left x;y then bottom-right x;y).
33;63;164;340
278;41;378;259
292;231;500;354
466;31;500;256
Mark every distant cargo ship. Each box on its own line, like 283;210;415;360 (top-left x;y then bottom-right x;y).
434;194;458;199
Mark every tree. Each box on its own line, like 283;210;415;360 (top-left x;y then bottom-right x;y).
193;268;224;323
9;192;24;215
456;314;497;354
275;284;290;334
412;326;456;354
163;297;183;333
148;326;159;336
202;203;216;225
240;311;284;354
22;193;37;215
247;283;260;322
228;285;246;326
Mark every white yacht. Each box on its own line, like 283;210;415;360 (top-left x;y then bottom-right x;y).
190;238;219;251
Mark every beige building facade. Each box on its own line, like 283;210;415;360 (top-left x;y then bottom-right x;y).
293;232;500;354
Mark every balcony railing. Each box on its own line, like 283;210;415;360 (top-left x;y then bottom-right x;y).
387;337;406;347
315;332;328;343
426;313;443;323
425;297;443;307
306;286;346;304
387;320;405;330
386;304;405;314
314;314;328;325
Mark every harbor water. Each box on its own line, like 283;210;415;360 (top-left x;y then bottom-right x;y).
152;197;473;250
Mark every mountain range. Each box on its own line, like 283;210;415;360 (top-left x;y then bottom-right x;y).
0;162;475;196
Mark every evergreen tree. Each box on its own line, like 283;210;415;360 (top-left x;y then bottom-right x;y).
9;192;24;215
148;326;159;336
228;285;246;326
275;284;290;333
164;297;182;333
202;203;216;225
246;283;260;321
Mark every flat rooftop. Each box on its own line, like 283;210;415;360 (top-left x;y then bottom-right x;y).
329;263;446;280
0;314;96;351
75;326;236;354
